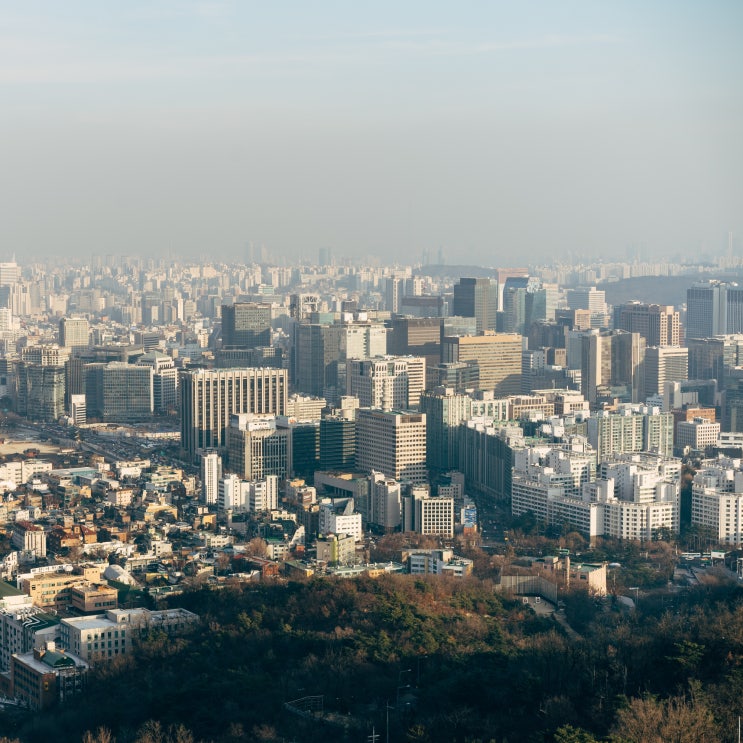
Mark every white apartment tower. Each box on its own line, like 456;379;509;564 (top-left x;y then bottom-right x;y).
201;451;223;505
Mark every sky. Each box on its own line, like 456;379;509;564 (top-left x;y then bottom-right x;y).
1;1;742;267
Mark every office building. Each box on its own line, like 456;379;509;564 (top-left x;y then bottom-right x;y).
70;394;86;425
221;302;272;348
419;387;472;472
644;346;688;400
59;317;90;351
580;329;645;405
369;472;402;531
687;281;743;339
278;416;320;480
687;335;743;382
452;278;498;333
225;414;288;481
614;302;681;347
85;363;153;422
319;417;356;470
356;409;427;484
408;494;455;537
136;351;177;414
676;418;721;454
180;367;288;458
347;355;426;410
387;317;443;370
441;331;522;395
293;320;387;401
318;498;363;541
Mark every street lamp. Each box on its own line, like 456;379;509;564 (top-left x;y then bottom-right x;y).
397;668;412;707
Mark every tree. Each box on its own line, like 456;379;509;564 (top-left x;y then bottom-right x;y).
83;729;114;743
554;725;599;743
610;694;719;743
245;537;268;558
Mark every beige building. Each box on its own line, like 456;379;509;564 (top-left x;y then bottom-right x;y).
347;355;426;410
441;332;522;395
356;409;427;484
60;608;199;665
180;367;288;458
70;583;118;614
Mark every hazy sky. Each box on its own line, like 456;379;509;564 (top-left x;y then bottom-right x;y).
1;1;742;266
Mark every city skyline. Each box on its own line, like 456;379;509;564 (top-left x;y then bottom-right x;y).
1;1;742;265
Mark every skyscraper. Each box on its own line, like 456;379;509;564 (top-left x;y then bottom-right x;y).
419;387;472;472
136;351;178;414
200;451;223;505
347;355;426;410
452;278;498;334
644;346;688;400
226;414;288;481
85;362;154;422
59;317;90;351
580;329;645;406
16;345;70;422
356;409;427;484
180;367;288;459
319;416;356;470
687;281;743;339
221;302;272;348
614;302;681;347
441;332;522;395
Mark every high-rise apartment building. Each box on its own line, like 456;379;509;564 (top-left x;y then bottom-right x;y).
200;451;223;505
221;302;272;349
452;278;498;333
355;409;427;484
586;406;674;460
180;367;288;459
614;302;681;347
441;332;522;395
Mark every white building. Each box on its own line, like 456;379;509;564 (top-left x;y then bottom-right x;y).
60;608;198;665
412;495;455;538
347;356;426;410
318;498;363;541
511;447;680;541
200;451;222;505
676;418;721;454
369;472;402;531
691;458;743;545
406;549;473;577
